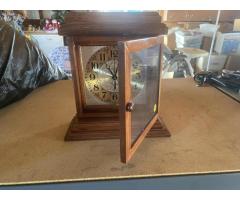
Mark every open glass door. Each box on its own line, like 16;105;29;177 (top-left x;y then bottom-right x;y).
118;36;163;163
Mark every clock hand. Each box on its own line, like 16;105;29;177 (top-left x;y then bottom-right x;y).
113;59;116;74
105;64;115;77
115;66;118;76
113;59;118;75
113;80;117;90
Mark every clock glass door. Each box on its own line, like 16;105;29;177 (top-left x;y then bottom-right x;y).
118;36;163;163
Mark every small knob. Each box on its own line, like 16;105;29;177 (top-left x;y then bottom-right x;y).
126;102;134;112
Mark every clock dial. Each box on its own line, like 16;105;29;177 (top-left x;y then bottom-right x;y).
85;46;144;104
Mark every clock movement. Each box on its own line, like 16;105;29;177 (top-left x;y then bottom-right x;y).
59;11;171;163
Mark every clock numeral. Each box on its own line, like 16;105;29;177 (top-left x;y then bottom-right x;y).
112;93;118;101
89;73;96;80
93;84;99;91
101;91;107;99
92;55;97;60
136;72;141;79
132;63;138;68
91;62;99;69
110;50;118;58
100;53;106;61
133;63;142;69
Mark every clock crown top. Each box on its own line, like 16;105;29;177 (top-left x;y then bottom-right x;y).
59;11;168;37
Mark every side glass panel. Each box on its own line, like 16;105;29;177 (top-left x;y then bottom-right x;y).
130;45;161;144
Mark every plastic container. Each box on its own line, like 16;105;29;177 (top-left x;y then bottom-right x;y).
197;54;227;71
214;32;240;54
199;24;219;37
175;30;203;48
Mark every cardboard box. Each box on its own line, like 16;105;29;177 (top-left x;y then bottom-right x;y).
165;33;176;50
201;36;212;52
161;10;240;22
225;55;240;70
233;19;240;32
219;22;234;33
199;24;218;52
214;32;240;54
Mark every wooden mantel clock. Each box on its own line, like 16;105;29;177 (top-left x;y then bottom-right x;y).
59;11;171;163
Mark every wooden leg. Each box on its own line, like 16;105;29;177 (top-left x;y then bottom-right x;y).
65;114;170;141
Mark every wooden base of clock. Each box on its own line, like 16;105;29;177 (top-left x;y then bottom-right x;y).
65;114;170;141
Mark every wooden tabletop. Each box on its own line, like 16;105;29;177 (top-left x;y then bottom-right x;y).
0;78;239;185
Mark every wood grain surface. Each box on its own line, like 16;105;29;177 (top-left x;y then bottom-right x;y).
59;11;168;37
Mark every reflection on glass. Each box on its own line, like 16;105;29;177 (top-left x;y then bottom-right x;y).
130;45;161;144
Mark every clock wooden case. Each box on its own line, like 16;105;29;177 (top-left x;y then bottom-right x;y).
59;11;171;163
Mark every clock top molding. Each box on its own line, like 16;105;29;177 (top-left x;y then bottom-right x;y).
59;11;168;44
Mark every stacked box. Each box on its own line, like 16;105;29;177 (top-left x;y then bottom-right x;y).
175;30;203;48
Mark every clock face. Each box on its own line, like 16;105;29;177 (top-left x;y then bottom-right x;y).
85;46;144;104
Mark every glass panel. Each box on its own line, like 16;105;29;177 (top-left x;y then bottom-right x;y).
130;45;161;144
162;11;224;79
